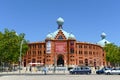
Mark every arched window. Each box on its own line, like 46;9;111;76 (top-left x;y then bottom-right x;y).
32;59;36;63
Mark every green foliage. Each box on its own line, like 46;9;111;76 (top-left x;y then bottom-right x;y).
104;43;120;66
0;28;28;65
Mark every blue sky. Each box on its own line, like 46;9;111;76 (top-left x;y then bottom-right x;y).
0;0;120;45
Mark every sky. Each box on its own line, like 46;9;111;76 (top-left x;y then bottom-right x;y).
0;0;120;45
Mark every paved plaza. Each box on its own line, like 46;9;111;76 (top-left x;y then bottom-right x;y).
0;74;120;80
0;68;120;80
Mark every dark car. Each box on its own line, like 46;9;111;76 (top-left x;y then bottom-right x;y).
69;67;91;74
96;68;111;74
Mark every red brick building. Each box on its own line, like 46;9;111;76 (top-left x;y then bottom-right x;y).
23;17;108;67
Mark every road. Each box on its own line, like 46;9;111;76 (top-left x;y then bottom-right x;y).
0;74;120;80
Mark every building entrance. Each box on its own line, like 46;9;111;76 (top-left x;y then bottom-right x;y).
85;59;88;66
57;54;64;66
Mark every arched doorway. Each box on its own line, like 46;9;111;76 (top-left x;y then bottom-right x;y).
24;59;26;67
85;59;88;66
94;59;96;69
57;55;64;66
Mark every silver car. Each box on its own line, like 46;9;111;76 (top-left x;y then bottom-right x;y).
105;68;120;75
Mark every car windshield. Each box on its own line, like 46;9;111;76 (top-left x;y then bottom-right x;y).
112;68;120;70
102;67;111;70
74;67;80;70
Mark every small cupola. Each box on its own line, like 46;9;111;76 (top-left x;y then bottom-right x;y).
68;33;76;40
56;17;64;29
46;33;53;40
97;32;110;47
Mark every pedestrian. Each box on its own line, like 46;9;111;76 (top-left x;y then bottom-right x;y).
29;66;32;72
95;66;97;70
25;67;28;72
43;67;47;75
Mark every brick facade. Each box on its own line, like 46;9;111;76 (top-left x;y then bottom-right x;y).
23;33;106;67
23;18;106;68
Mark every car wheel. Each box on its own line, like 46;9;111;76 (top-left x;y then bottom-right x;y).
96;72;99;74
74;72;77;74
87;72;90;75
107;72;111;75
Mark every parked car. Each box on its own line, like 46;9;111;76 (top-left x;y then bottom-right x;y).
69;66;91;74
96;67;111;74
104;68;120;75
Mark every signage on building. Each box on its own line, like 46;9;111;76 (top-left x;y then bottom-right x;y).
55;42;67;53
46;41;51;53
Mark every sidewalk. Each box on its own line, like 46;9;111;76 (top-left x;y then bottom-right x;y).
0;67;97;75
0;70;69;75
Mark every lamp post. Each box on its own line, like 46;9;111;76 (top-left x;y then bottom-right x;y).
19;40;23;74
53;56;56;73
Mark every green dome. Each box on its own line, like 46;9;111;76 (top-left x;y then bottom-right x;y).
97;32;110;47
46;33;53;39
46;17;75;40
56;17;64;26
97;39;110;47
101;32;106;39
68;33;76;39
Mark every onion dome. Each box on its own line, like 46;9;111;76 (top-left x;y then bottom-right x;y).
68;33;76;40
46;17;76;40
57;17;64;29
97;32;110;47
57;17;64;26
46;33;53;40
101;32;106;39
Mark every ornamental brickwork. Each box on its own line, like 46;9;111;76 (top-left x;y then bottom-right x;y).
23;17;107;68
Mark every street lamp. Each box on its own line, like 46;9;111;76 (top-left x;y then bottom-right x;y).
53;56;56;73
19;40;23;74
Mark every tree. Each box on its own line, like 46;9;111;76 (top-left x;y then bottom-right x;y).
0;28;28;70
104;43;120;66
